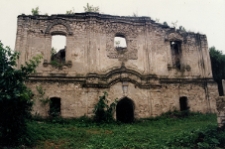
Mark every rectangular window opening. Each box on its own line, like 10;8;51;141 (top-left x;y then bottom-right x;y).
170;41;181;69
51;35;66;64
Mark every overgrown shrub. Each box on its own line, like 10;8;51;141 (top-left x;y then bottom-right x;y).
0;41;41;146
93;92;117;123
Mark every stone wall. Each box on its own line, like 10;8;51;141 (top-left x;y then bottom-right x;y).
216;96;225;128
16;13;212;78
15;12;218;119
28;78;217;118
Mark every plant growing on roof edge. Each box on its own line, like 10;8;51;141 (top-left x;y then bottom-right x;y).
31;7;40;15
66;7;75;14
83;3;100;13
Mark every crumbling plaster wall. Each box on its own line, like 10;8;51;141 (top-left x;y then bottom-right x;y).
16;13;217;118
28;80;217;118
15;13;212;79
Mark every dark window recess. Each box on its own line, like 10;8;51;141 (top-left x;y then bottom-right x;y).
179;97;189;111
49;97;61;117
116;97;134;123
171;41;182;69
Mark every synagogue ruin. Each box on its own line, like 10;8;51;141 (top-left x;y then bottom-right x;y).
15;12;218;121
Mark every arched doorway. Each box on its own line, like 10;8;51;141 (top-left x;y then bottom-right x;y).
116;97;134;123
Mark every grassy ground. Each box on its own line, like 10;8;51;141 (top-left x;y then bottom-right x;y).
26;112;223;149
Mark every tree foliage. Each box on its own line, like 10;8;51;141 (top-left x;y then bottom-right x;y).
83;3;99;13
209;46;225;95
31;7;39;15
115;40;120;48
179;26;186;32
0;42;42;146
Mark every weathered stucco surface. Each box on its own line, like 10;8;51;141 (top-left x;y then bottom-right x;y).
216;96;225;128
15;12;217;119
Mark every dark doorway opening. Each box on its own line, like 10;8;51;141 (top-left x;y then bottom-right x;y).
49;97;61;117
179;97;188;111
116;97;134;123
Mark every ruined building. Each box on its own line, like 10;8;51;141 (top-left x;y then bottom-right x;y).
15;12;217;121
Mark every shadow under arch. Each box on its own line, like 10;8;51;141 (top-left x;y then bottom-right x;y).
116;97;135;123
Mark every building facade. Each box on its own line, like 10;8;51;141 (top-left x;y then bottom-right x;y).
15;12;217;120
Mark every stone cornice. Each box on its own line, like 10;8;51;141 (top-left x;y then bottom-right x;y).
28;65;215;89
18;12;152;24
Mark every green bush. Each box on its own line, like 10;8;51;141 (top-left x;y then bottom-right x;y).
93;92;117;123
167;125;225;148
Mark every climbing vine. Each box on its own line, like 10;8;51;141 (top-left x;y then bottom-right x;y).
35;85;50;105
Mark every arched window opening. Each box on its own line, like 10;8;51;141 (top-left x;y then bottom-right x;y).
49;97;61;117
116;97;134;123
51;35;66;64
170;41;181;69
114;35;127;51
179;97;189;111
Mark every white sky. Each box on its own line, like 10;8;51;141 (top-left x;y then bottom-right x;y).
1;0;225;52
